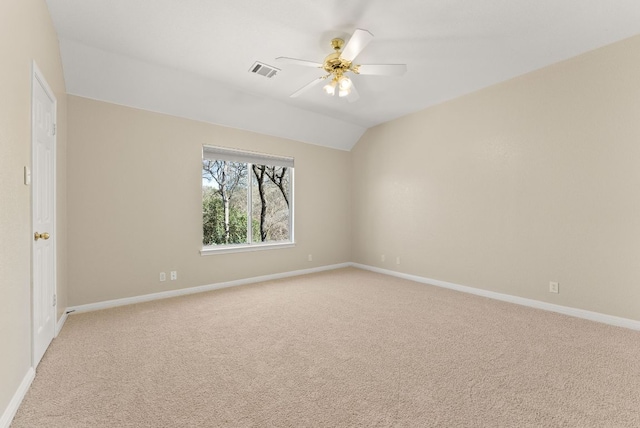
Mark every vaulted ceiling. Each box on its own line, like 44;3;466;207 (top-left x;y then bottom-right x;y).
46;0;640;150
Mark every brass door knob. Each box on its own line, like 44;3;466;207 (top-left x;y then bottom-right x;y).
34;232;50;241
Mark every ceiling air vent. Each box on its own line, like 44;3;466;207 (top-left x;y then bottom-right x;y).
249;61;280;78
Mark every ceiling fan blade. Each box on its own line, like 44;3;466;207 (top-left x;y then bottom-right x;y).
356;64;407;76
340;28;374;62
290;76;327;98
276;57;323;68
346;84;360;103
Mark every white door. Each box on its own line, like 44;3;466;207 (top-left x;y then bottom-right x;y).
32;63;57;368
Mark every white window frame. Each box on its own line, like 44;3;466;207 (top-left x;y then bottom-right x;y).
200;145;295;256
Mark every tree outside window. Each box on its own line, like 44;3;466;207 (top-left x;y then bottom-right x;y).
202;146;293;248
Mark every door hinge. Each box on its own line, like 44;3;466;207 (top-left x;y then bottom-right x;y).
52;123;56;136
53;294;57;306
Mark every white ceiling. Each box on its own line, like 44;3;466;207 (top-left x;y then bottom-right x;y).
46;0;640;150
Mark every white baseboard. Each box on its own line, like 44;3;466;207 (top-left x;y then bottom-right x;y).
67;263;352;314
352;263;640;331
0;367;35;428
56;310;68;337
63;261;640;331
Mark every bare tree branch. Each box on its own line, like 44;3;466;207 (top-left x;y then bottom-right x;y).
265;166;289;208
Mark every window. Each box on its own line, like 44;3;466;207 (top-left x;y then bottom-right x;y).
201;146;294;253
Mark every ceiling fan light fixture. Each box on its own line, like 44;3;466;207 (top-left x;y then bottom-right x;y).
338;76;352;90
338;87;351;98
323;79;337;95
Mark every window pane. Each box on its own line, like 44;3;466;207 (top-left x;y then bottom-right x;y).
201;146;294;250
202;160;248;246
251;165;290;243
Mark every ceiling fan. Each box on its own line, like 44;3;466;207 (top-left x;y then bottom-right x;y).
276;29;407;103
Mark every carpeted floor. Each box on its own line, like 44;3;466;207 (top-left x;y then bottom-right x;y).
12;267;640;427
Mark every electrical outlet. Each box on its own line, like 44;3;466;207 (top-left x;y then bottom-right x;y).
549;281;559;294
159;272;166;282
381;255;386;262
308;254;312;262
396;257;401;265
171;271;177;281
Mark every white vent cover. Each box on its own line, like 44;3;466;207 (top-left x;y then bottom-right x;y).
249;61;280;78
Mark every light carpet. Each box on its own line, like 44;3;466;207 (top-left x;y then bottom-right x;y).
12;267;640;427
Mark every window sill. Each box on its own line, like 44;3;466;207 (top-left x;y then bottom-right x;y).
200;242;295;256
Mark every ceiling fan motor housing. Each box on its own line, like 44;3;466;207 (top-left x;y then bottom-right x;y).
323;38;357;76
323;53;352;75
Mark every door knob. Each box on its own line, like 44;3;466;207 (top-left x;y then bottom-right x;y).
34;232;50;241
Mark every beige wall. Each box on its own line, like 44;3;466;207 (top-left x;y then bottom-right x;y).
351;35;640;322
66;96;351;306
0;0;67;418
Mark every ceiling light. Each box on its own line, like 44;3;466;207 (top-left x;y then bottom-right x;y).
323;79;337;95
338;87;351;97
338;76;352;90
